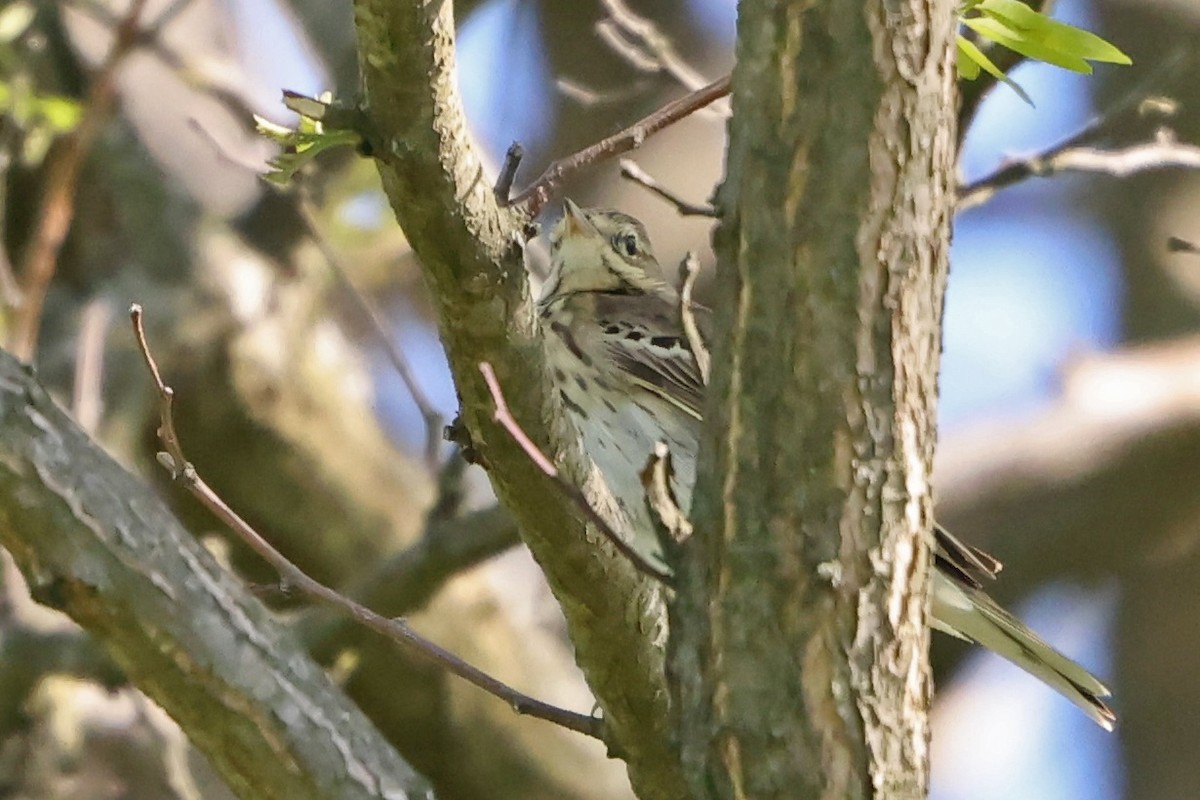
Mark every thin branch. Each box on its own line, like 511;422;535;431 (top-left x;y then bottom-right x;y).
296;198;444;469
677;253;710;386
129;305;601;742
597;0;728;116
508;74;731;216
597;21;661;72
620;159;717;217
300;504;520;655
10;0;151;361
0;154;23;309
958;51;1191;212
65;0;256;119
958;129;1200;212
478;362;672;584
555;77;654;108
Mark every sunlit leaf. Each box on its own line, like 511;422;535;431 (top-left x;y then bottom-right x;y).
37;96;82;131
977;0;1132;65
956;34;1034;106
960;0;1131;85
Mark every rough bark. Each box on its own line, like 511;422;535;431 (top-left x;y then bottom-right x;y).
675;2;957;798
0;350;432;800
351;3;679;798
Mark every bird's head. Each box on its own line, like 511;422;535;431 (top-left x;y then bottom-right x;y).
541;200;666;302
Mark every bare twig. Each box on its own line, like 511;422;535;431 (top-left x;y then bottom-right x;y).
620;159;717;217
71;297;113;435
958;51;1191;212
10;0;151;361
493;142;524;203
130;305;186;473
509;74;731;217
677;253;710;386
296;198;444;468
958;129;1200;212
300;504;520;655
65;0;256;118
597;0;728;117
129;305;600;740
478;362;672;584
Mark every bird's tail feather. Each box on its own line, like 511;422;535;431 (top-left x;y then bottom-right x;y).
933;576;1116;730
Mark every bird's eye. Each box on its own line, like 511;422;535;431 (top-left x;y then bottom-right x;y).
614;232;639;257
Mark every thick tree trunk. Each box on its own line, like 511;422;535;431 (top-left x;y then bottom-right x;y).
674;2;957;797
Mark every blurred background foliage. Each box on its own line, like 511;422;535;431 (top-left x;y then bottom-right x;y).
0;0;1197;798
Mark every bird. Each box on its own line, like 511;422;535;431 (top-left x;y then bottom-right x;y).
536;198;1116;730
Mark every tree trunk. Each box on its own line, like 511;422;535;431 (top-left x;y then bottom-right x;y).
673;2;957;797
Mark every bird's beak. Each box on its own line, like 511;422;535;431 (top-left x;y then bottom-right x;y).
563;199;598;239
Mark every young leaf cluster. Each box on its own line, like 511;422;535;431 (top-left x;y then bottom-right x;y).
957;0;1131;104
255;92;360;185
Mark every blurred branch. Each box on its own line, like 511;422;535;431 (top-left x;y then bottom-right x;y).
0;556;124;735
938;336;1200;580
596;0;729;116
70;297;113;435
10;0;151;361
296;197;444;468
65;0;260;119
0;347;433;799
1168;236;1200;255
959;129;1200;211
300;504;520;656
509;74;731;216
0;161;22;309
958;49;1191;212
555;75;654;108
130;305;604;742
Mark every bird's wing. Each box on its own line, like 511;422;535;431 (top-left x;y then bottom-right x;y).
596;291;1004;592
594;291;708;420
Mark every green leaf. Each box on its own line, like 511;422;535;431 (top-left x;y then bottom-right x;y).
961;0;1131;81
37;95;82;131
977;0;1131;65
255;110;361;185
963;17;1090;72
956;34;1034;106
957;37;982;80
